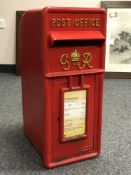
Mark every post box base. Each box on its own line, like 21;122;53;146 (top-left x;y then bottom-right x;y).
44;152;100;168
24;124;100;168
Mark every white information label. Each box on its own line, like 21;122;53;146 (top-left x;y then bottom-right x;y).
64;90;87;139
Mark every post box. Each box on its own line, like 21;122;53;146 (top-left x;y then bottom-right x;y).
20;7;106;168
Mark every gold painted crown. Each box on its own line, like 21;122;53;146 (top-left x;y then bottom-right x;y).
71;50;80;62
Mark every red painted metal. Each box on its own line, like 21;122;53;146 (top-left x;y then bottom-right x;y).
49;31;105;46
20;7;106;168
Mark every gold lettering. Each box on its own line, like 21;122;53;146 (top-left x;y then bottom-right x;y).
61;18;66;26
66;18;71;27
60;54;70;70
52;18;100;28
57;19;61;26
91;19;95;26
59;51;93;71
52;18;71;27
52;18;56;26
83;52;93;69
84;18;89;27
96;18;100;27
75;19;79;27
78;52;93;70
87;19;90;26
80;18;84;26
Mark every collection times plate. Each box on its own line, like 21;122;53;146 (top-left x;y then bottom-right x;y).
64;90;87;139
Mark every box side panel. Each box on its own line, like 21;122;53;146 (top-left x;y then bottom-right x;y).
20;10;44;154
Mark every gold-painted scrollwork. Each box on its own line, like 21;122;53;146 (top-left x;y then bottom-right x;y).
60;54;70;70
77;52;93;70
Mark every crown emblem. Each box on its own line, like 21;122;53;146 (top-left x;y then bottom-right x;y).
71;50;80;62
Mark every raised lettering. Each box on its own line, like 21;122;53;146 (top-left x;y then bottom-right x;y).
92;19;96;26
78;52;93;70
66;18;71;27
52;17;100;28
84;18;89;27
75;19;79;27
52;18;56;26
96;18;100;27
60;54;70;70
57;19;61;26
61;18;66;26
80;18;84;26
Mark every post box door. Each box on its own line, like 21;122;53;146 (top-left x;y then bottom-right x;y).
52;74;96;161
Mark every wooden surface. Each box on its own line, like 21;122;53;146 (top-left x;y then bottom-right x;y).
101;1;131;9
104;72;131;79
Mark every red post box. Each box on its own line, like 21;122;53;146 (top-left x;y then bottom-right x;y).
20;7;106;168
